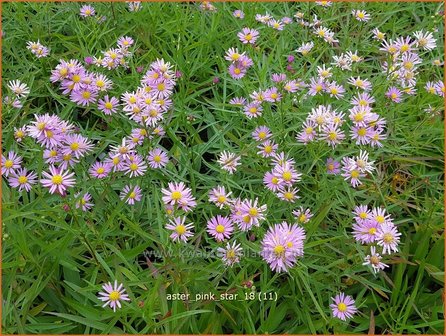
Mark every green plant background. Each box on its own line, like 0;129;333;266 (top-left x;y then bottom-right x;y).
1;1;444;334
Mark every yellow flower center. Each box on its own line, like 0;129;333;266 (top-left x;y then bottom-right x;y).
284;192;294;200
176;225;186;235
85;9;91;15
70;143;79;151
234;68;241;75
258;131;266;139
358;128;367;136
216;224;225;233
217;195;226;203
227;249;236;259
249;107;257;114
96;167;105;174
245;33;253;41
328;163;334;171
377;32;384;40
400;44;409;52
59;68;68;76
96;80;105;88
359;212;368;219
72;74;81;83
109;290;120;301
152;155;161;163
368;227;377;235
282;171;292;181
273;245;285;256
351;170;360;178
171;191;182;200
271;177;279;185
391;93;397;99
129;191;136;199
243;215;251;223
271;93;278;99
358;12;365;19
82;91;91;99
305;127;314;134
383;233;394;243
264;145;272;154
157;83;165;91
330;87;339;95
337;303;347;312
315;84;323;92
231;53;240;61
18;175;28;184
52;175;63;185
4;160;13;168
104;102;113;109
249;208;258;216
299;214;307;223
328;132;337;141
376;215;385;224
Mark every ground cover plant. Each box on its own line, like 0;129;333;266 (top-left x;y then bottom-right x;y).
1;1;445;334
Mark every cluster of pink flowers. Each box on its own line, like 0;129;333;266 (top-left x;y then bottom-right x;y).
340;150;375;188
296;102;387;149
92;36;134;70
255;13;292;30
352;205;401;273
26;40;50;58
261;222;306;272
50;58;114;107
225;47;254;80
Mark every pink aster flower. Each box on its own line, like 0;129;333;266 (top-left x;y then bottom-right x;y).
292;207;313;224
350;125;372;145
363;246;389;273
268;19;284;30
207;215;234;242
263;171;282;192
352;9;370;22
326;81;345;99
233;10;244;19
352;219;379;244
122;155;147;177
434;80;445;97
8;168;38;192
326;157;340;175
271;73;287;83
14;126;27;142
228;63;247;79
161;182;197;211
229;96;247;106
70;87;98;106
257;140;278;158
237;198;267;231
330;293;357;321
386;86;403;102
237;27;259;44
264;87;282;103
252;126;272;142
209;185;232;209
117;36;134;48
261;222;306;272
61;133;94;159
98;96;119;115
1;151;22;177
217;151;241;174
75;192;94;211
352;205;371;224
224;47;246;63
320;123;345;147
217;241;243;267
89;162;112;179
296;120;317;144
272;161;301;185
341;157;365;188
40;165;76;195
376;223;401;254
120;184;142;205
80;5;95;17
147;148;169;168
166;216;194;242
277;186;300;203
97;280;130;312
